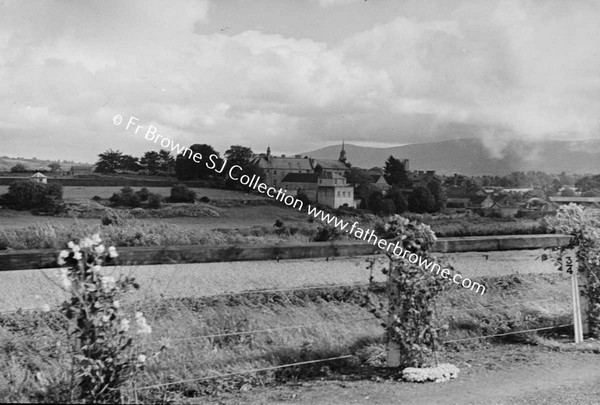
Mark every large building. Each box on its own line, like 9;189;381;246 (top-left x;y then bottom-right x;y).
251;147;314;187
280;172;320;200
313;142;351;177
316;172;356;209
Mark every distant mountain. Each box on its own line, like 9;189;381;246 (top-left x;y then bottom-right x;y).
302;138;600;176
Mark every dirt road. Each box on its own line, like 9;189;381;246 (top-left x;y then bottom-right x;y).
205;345;600;405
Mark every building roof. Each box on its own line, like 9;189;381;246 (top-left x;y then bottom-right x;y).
319;171;346;179
314;159;349;170
31;172;47;178
281;173;319;183
549;196;600;203
70;165;94;171
252;156;313;171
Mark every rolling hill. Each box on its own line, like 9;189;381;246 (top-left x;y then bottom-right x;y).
303;138;600;176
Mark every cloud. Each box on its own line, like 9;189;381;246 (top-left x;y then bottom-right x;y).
0;0;599;161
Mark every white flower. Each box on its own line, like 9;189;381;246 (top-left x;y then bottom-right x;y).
100;276;116;291
136;313;152;334
91;233;102;244
119;318;130;332
135;311;143;319
57;257;65;266
89;265;101;274
102;314;110;322
73;252;82;261
67;241;75;249
41;304;51;312
113;300;120;308
80;237;93;249
71;244;81;253
108;246;118;258
59;250;69;258
137;354;147;363
94;244;106;255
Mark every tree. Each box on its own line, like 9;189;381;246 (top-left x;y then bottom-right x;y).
386;185;408;214
174;144;220;181
158;150;175;173
560;187;576;197
49;162;61;172
2;180;63;212
367;190;396;216
169;184;196;203
140;151;161;174
224;145;263;190
383;156;410;188
426;177;447;212
408;187;436;213
119;154;140;172
95;150;124;173
10;163;28;172
575;175;600;193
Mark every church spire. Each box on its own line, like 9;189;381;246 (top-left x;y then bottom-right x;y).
339;139;347;163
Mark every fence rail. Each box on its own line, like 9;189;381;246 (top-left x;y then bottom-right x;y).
0;234;573;271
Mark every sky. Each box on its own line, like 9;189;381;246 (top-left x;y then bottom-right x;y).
1;0;600;163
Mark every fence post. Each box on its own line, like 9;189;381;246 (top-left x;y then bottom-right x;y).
562;252;588;341
387;263;401;367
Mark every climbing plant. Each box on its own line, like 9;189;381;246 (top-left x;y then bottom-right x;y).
543;203;600;337
363;215;449;368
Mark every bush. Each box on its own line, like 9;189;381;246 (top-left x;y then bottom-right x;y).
146;193;162;209
136;187;150;201
199;196;211;203
92;195;102;202
109;187;142;208
2;180;64;212
169;184;196;203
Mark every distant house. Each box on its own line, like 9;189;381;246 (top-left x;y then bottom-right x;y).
367;173;390;193
316;172;356;209
30;172;48;184
69;165;94;176
251;147;314;187
313;142;351;177
549;196;600;206
280;172;320;200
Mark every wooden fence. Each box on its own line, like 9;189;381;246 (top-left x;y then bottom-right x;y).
0;233;588;364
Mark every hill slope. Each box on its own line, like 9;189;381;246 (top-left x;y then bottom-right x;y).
303;138;600;176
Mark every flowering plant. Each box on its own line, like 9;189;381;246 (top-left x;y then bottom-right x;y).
544;204;600;337
364;215;449;368
57;234;152;403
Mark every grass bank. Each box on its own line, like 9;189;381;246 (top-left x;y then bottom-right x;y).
0;272;572;403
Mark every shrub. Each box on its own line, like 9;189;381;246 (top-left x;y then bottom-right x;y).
2;180;64;212
92;195;102;202
199;196;211;203
109;187;142;208
136;187;150;201
100;209;131;226
169;184;196;203
313;224;342;242
146;193;162;209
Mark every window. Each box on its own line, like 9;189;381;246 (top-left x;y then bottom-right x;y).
337;191;340;197
342;191;345;197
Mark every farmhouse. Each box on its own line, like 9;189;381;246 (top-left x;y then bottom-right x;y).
316;172;356;209
30;172;47;184
70;165;94;176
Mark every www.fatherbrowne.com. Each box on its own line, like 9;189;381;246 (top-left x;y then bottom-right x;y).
114;115;485;295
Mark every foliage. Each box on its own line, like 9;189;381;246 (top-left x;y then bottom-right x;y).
313;224;343;241
408;186;436;213
49;162;62;172
57;235;157;402
426;177;447;212
575;174;600;193
109;187;141;208
2;180;64;212
544;204;600;337
140;150;175;175
364;215;448;368
10;163;28;172
560;186;576;197
223;145;264;190
174;144;220;181
383;156;410;188
95;149;141;174
169;183;196;203
582;188;600;197
386;186;408;214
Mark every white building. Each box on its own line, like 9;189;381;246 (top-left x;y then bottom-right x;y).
30;172;48;184
316;172;356;209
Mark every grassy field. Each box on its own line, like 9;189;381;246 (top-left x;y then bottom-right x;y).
0;272;574;403
0;186;270;202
